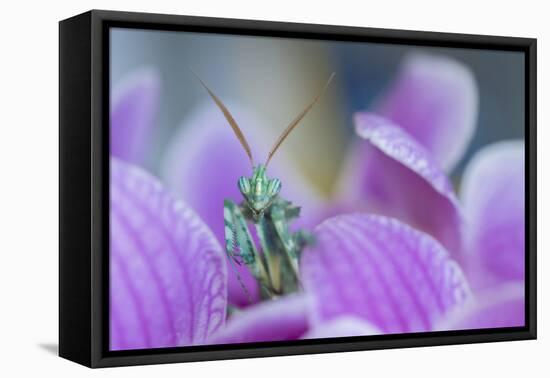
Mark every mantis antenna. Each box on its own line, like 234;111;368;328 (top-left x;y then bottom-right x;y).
265;72;335;167
192;71;255;166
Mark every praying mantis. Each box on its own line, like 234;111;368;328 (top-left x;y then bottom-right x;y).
194;72;335;302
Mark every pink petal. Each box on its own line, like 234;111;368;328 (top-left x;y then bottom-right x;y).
460;141;525;289
339;113;462;254
435;282;524;330
110;68;160;164
161;102;321;307
110;158;227;350
208;295;309;344
377;53;478;171
302;316;381;339
301;214;471;334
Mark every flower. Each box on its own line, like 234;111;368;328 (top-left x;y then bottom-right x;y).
337;112;463;255
110;158;227;350
375;53;478;172
460;141;525;290
109;54;525;349
212;213;471;343
110;68;160;165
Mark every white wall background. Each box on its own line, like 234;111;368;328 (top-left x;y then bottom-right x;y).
0;0;546;376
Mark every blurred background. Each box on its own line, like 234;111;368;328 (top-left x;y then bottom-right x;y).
110;27;525;195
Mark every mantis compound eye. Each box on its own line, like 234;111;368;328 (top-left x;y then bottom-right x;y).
238;176;251;196
267;178;281;197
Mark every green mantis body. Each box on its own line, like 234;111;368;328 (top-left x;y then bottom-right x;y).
224;166;312;299
194;72;334;301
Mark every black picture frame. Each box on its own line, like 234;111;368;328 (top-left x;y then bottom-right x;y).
59;9;537;368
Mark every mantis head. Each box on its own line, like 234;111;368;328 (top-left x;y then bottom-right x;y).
238;164;281;219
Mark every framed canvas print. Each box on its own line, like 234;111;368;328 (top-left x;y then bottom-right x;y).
59;9;537;368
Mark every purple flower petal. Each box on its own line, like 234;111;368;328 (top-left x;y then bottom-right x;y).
111;69;160;163
376;53;478;171
110;158;227;350
161;102;322;307
435;282;524;330
208;295;309;344
302;316;381;339
301;214;471;334
460;141;525;289
339;113;462;254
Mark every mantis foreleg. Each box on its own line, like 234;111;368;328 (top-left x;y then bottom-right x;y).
269;206;299;279
224;199;271;300
254;216;284;295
